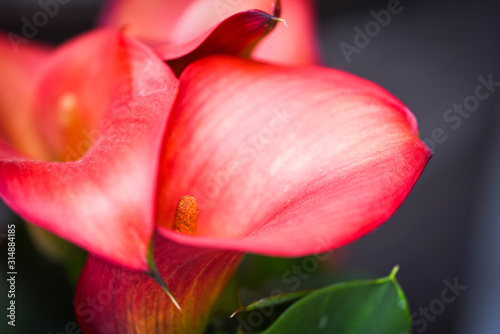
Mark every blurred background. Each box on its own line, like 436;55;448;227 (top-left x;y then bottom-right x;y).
0;0;499;333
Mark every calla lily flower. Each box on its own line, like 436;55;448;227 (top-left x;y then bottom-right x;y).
99;0;320;64
74;55;431;333
0;29;179;271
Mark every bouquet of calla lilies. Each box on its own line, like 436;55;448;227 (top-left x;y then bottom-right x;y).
0;0;431;333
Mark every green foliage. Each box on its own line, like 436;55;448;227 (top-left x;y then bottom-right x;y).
261;267;411;334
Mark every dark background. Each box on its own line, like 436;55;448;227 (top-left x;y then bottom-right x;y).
1;0;499;333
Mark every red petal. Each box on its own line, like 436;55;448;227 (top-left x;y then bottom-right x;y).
99;0;319;65
172;0;320;64
75;235;241;334
0;33;51;159
0;30;179;271
156;56;431;256
159;10;282;76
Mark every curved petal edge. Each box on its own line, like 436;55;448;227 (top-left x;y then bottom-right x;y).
156;55;431;257
0;29;179;271
75;235;242;334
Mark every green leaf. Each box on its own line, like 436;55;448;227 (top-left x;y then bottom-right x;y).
231;289;315;317
260;266;411;334
214;253;338;316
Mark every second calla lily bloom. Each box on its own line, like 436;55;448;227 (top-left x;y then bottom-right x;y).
100;0;320;65
75;55;431;333
0;29;178;271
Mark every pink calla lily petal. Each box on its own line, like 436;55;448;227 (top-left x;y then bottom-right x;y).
99;0;319;64
156;56;431;256
158;10;282;76
75;235;241;334
0;29;179;271
0;34;51;159
171;0;320;64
